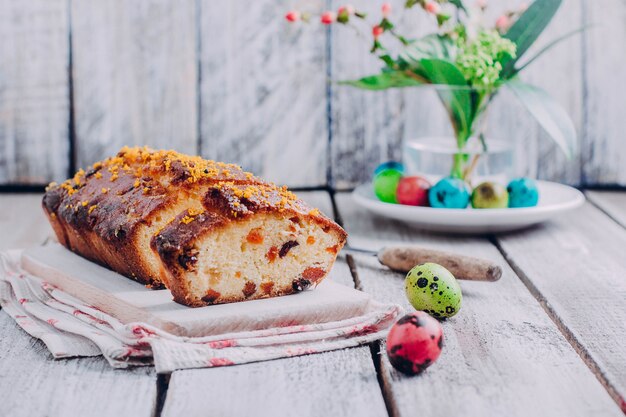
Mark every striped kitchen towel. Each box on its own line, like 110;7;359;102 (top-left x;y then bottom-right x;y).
0;250;401;373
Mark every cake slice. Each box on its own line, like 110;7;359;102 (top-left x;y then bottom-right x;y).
42;147;347;307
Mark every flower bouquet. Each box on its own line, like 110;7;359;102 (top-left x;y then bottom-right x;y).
286;0;580;183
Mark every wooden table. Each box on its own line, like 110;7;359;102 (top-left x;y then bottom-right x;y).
1;190;625;417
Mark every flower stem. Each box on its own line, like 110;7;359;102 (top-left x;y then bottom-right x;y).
462;154;481;181
451;152;466;179
450;94;492;181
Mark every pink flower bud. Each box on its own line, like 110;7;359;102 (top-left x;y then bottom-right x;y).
285;11;301;22
338;4;355;15
372;25;384;39
495;15;510;30
321;11;336;24
425;1;441;14
382;2;392;17
476;0;487;8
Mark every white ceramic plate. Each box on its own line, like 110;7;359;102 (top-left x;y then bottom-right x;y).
352;180;585;234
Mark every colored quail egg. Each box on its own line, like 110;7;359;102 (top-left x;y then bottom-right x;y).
471;181;509;209
507;177;539;208
428;177;470;209
386;312;444;375
374;161;405;176
374;169;403;204
405;263;462;319
396;176;431;206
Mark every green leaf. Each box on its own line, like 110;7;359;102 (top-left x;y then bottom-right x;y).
339;71;425;90
380;18;394;30
379;54;396;68
398;34;455;66
449;0;467;13
437;13;451;26
419;58;467;86
337;10;350;23
502;0;562;78
419;58;473;142
396;34;410;46
506;79;577;158
515;25;590;73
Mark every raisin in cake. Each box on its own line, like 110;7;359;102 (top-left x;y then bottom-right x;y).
42;147;347;307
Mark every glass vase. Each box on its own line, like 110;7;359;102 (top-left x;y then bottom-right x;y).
404;136;514;186
401;85;532;186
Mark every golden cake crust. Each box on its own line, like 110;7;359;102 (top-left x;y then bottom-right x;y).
43;147;347;306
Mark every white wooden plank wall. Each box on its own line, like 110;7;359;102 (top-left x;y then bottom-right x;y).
71;0;198;170
329;0;407;189
0;0;70;184
199;0;328;187
582;0;626;185
485;0;583;184
527;0;583;183
0;0;624;187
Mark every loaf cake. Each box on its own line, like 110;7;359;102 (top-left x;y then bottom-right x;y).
42;147;347;307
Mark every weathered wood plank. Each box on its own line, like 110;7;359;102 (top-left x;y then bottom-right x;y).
329;0;406;189
484;0;583;184
0;194;53;251
526;0;583;184
71;0;198;170
162;346;386;417
0;193;157;417
0;311;157;417
0;0;70;184
586;191;626;230
2;0;626;188
162;191;388;417
496;202;626;412
199;0;327;187
582;0;626;186
335;192;622;417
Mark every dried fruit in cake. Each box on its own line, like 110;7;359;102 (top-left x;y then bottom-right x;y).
42;147;347;307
